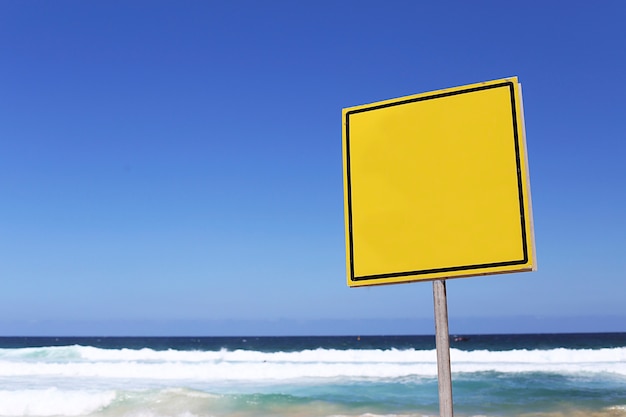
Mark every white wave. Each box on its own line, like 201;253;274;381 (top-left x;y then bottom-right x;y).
78;346;439;363
1;346;625;382
0;388;115;416
451;347;626;363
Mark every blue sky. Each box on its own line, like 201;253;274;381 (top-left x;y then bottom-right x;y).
1;1;625;336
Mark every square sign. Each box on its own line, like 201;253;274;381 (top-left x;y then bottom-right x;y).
342;77;536;287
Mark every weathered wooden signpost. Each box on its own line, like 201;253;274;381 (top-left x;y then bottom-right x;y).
342;77;536;417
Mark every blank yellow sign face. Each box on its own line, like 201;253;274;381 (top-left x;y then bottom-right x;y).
342;77;535;287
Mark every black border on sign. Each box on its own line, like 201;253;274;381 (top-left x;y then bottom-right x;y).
344;81;529;282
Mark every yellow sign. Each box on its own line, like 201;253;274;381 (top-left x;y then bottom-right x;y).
342;77;535;287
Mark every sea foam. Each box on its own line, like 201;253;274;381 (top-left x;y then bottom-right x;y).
1;346;626;383
0;388;115;416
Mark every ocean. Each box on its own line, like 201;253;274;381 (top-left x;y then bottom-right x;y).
0;333;625;417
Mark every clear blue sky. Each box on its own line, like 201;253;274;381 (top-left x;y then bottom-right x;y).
1;1;625;336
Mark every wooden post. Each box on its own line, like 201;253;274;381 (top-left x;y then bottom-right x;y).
433;279;454;417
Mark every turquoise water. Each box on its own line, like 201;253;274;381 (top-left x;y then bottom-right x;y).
0;334;625;417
